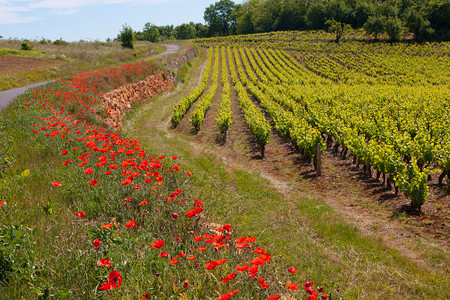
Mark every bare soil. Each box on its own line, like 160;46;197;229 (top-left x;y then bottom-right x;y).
0;56;60;76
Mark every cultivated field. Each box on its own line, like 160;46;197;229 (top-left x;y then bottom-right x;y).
0;32;449;299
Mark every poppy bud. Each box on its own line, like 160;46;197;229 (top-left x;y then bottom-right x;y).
183;280;189;289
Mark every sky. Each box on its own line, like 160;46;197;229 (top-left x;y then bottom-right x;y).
0;0;236;42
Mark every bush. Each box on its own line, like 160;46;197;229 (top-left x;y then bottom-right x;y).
53;39;68;46
20;40;33;51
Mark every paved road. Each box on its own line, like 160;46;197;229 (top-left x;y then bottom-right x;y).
0;44;182;111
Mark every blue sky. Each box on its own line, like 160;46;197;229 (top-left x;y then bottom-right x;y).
0;0;236;42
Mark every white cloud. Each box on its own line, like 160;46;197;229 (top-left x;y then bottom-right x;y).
0;0;170;24
0;4;40;24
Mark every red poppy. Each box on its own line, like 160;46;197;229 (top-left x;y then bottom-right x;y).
236;243;249;249
101;223;113;229
84;168;93;174
187;256;196;260
99;270;122;290
253;247;265;254
172;213;179;219
109;164;118;169
193;236;203;242
52;181;62;186
0;201;4;207
258;277;269;288
236;264;248;272
216;259;226;265
197;247;208;252
288;267;297;273
93;238;101;249
172;156;177;160
97;258;111;267
104;171;112;175
125;220;136;229
206;261;218;270
139;200;147;205
62;150;68;155
304;281;314;290
218;224;231;232
320;294;328;300
90;179;98;186
186;207;203;218
169;257;178;265
151;240;165;248
183;280;189;289
75;210;86;218
268;296;280;300
187;171;192;177
158;251;169;258
286;283;298;290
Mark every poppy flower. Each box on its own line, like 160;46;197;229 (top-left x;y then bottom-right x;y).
187;256;196;261
236;264;248;272
248;266;258;273
151;240;165;248
125;220;136;229
217;290;238;300
197;247;208;252
93;238;101;249
287;283;299;290
172;156;177;160
99;270;122;290
139;200;147;205
216;259;226;265
183;280;189;289
173;165;180;171
218;224;231;232
0;201;4;207
52;181;62;186
101;223;113;229
186;207;203;218
158;251;169;258
169;257;178;264
288;267;297;273
321;294;328;300
253;248;265;254
172;213;179;219
90;179;98;186
62;150;68;155
268;296;280;300
304;281;314;290
75;210;86;218
206;261;218;270
97;258;111;267
84;168;93;174
258;277;269;288
187;171;192;177
236;243;249;249
109;164;118;169
104;171;112;175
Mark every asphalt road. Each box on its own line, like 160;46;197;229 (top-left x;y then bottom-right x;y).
0;44;182;111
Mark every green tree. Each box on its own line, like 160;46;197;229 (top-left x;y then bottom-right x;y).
385;16;404;41
204;0;236;36
364;15;386;40
176;23;196;40
325;18;351;42
118;24;134;49
143;23;160;42
405;9;434;42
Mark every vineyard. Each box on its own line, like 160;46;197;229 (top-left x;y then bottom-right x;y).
171;31;450;212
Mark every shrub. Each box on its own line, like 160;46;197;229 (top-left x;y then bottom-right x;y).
20;40;33;51
118;24;134;49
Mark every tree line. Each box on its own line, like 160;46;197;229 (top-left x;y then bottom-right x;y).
118;0;449;47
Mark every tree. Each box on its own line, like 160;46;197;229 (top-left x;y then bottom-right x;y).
384;16;404;41
204;0;236;36
118;24;134;49
176;23;196;40
325;18;351;42
306;1;327;29
364;15;386;40
143;23;160;42
405;9;434;42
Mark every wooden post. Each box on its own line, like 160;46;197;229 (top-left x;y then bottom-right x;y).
316;143;322;177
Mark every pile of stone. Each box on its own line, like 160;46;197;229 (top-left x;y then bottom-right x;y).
103;72;173;127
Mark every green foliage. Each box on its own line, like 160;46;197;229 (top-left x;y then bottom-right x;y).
118;24;135;49
204;0;236;36
142;22;160;42
175;23;196;40
20;40;33;51
52;39;68;46
325;18;351;42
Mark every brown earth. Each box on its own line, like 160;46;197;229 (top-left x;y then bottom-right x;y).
0;56;60;76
